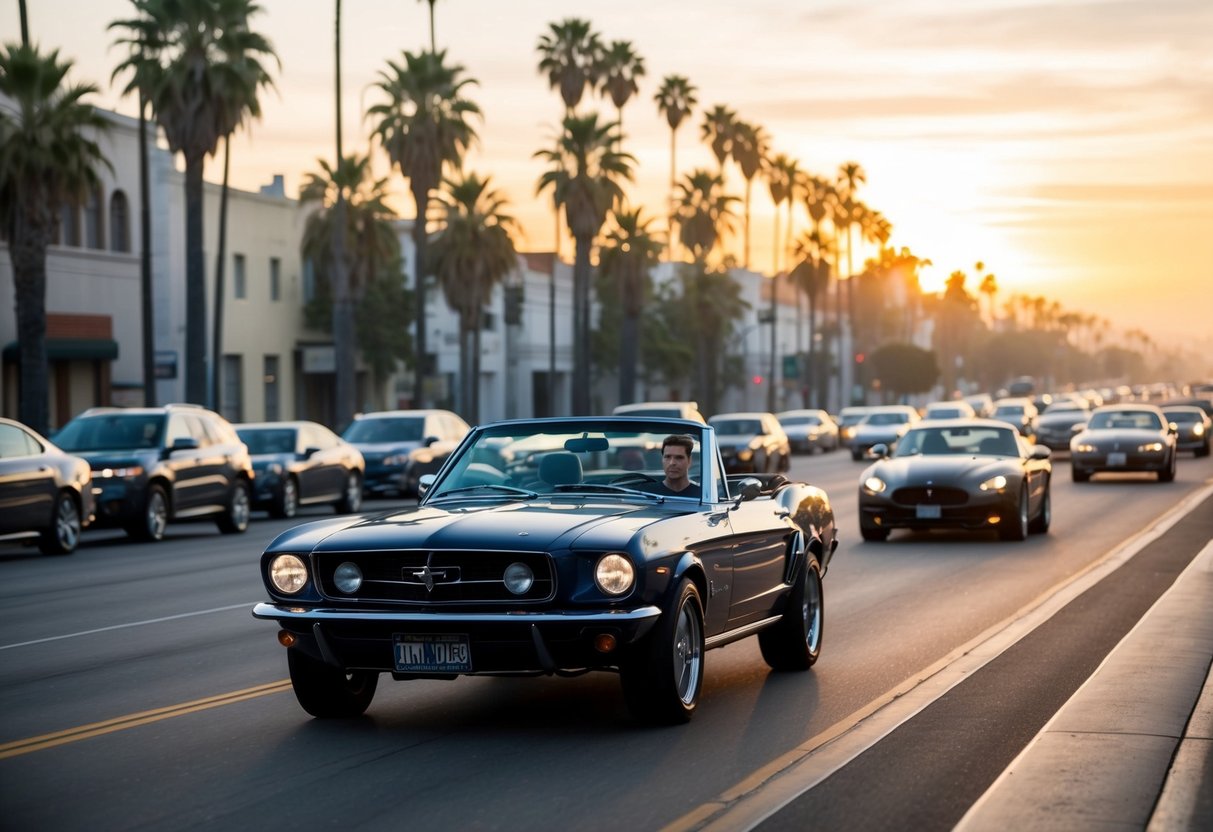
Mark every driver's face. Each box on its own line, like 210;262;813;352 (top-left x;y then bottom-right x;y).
663;446;690;480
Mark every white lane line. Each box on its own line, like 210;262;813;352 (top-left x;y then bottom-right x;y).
0;602;255;650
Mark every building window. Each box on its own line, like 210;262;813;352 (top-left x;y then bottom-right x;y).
233;253;247;299
264;355;280;421
222;354;243;422
109;191;131;252
302;258;316;304
269;257;281;301
83;185;104;249
59;199;81;247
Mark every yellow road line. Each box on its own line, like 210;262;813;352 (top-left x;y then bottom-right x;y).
0;680;292;760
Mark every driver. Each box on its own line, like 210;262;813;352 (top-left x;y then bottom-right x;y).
644;434;699;496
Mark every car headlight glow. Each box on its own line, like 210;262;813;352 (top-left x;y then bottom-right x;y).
863;476;886;494
503;562;534;595
269;554;308;594
1137;442;1164;453
1193;424;1205;436
1072;443;1095;453
333;561;363;594
97;465;144;479
737;449;753;462
382;454;407;466
265;462;283;476
979;475;1008;492
594;553;634;596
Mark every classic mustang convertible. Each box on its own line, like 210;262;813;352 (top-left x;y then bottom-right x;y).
253;417;839;724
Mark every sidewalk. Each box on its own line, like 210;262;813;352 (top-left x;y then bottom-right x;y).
957;539;1213;831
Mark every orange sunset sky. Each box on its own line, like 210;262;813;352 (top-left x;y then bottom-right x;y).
5;0;1212;357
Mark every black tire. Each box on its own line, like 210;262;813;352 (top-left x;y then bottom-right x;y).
271;476;299;519
851;448;863;461
216;481;250;534
287;648;379;718
1000;487;1029;541
1029;481;1051;535
1197;443;1210;458
1071;466;1090;483
39;490;81;555
336;471;363;514
127;483;168;542
1158;452;1176;483
860;522;889;542
759;554;823;671
620;578;704;724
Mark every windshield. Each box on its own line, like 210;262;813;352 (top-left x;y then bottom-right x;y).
1163;411;1200;424
343;417;423;443
55;413;165;451
863;412;908;426
1087;411;1164;431
994;406;1024;417
427;421;712;501
780;415;821;426
711;418;761;435
237;428;296;454
895;426;1020;457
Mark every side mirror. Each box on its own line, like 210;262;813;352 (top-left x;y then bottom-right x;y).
168;436;199;454
1031;445;1051;460
733;477;763;505
423;435;439;447
303;446;320;459
867;443;889;459
418;473;435;499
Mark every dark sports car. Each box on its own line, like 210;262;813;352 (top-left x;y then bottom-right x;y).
1070;404;1178;482
253;417;838;724
857;420;1052;542
235;421;365;518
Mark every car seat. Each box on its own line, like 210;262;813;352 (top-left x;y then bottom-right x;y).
539;452;583;486
979;436;1012;455
921;432;950;454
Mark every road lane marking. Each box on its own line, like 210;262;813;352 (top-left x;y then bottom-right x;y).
0;680;292;760
0;603;255;651
664;481;1213;832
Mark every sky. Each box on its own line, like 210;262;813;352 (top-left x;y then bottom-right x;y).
6;0;1212;355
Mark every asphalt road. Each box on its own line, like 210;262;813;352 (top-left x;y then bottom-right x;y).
1;449;1210;831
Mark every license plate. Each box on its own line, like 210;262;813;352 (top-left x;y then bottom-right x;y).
1107;452;1127;467
393;634;472;673
916;504;942;519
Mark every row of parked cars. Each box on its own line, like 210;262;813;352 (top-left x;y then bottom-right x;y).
0;403;474;555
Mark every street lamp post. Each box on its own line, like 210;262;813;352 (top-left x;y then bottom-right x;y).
767;273;778;412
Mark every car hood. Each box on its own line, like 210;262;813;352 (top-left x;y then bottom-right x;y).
250;453;295;468
866;455;1015;485
349;442;419;456
1073;428;1166;445
854;424;907;439
1038;413;1086;428
75;449;158;468
268;498;686;554
716;433;759;447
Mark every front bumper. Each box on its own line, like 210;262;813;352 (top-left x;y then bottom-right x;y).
1070;449;1169;473
253;603;662;675
859;492;1016;531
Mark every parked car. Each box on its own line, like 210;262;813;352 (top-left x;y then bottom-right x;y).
709;411;791;473
1070;404;1178;482
991;397;1039;442
341;409;471;498
252;416;839;724
52;404;253;541
858;420;1052;542
849;405;921;460
612;401;707;424
1033;404;1090;452
0;417;94;555
836;406;875;450
777;409;840;454
235;421;365;518
963;393;995;418
1160;405;1211;457
923;400;977;420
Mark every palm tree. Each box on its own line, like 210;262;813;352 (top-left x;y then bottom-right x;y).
330;0;355;427
110;0;277;406
370;48;480;408
791;230;832;407
0;44;109;434
599;207;661;404
417;0;438;51
653;74;697;262
672;169;738;265
730;120;769;270
597;40;645;143
429;173;519;422
700;104;737;177
536;18;603;115
534;112;634;414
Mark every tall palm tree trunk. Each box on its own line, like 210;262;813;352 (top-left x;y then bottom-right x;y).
333;0;356;428
11;209;51;433
138;93;156;406
211;136;230;412
743;179;752;269
667;128;677;262
184;155;207;404
411;184;431;409
572;234;592;415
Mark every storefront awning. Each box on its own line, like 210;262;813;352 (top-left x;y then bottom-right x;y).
2;338;120;361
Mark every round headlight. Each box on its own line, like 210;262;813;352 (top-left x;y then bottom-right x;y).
333;561;363;594
863;476;886;494
595;553;635;596
979;475;1009;492
503;562;534;595
269;554;308;594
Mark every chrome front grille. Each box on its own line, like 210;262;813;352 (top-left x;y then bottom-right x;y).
315;549;556;603
892;486;969;506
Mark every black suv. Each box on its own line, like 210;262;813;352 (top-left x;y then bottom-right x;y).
53;404;254;542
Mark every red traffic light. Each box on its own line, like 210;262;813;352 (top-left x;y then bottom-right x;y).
854;352;866;364
752;375;764;385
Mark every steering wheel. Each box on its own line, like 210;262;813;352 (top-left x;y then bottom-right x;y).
611;472;659;486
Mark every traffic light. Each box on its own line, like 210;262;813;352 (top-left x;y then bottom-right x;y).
752;375;764;385
854;352;866;364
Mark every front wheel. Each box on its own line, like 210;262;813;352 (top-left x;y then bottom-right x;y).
127;484;168;542
759;555;823;670
620;578;704;724
287;649;379;718
271;476;299;519
860;521;889;542
336;471;363;514
1158;453;1176;482
1000;487;1029;541
40;491;81;555
1071;466;1090;483
1029;482;1051;534
216;481;250;534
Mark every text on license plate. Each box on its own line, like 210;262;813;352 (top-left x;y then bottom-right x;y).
393;634;472;672
1107;452;1127;466
916;504;942;519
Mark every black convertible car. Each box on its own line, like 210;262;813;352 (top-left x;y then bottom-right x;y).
253;417;839;724
857;420;1052;542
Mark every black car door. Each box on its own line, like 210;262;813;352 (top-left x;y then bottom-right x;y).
0;423;55;536
723;491;795;628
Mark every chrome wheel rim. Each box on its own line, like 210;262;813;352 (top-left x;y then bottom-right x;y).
282;479;298;517
58;497;81;549
804;567;823;653
232;486;250;530
345;474;362;511
148;491;167;539
672;600;702;705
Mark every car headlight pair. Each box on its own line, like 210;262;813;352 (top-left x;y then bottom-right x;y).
268;555;539;596
96;465;144;479
1137;442;1164;453
1072;443;1096;453
979;475;1008;492
382;454;409;467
